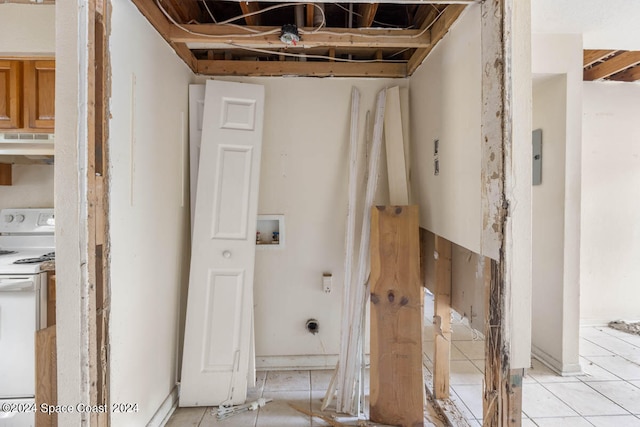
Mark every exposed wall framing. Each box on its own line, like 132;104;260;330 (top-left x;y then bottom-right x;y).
87;0;111;425
480;0;528;425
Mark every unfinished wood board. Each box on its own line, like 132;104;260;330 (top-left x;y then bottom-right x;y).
370;205;423;427
384;86;409;205
433;235;452;399
420;227;436;292
35;326;57;427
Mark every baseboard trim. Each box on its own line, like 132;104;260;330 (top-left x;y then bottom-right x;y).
531;345;582;376
256;355;339;370
147;385;179;427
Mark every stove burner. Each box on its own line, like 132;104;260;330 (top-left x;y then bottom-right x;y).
0;250;17;256
13;252;55;264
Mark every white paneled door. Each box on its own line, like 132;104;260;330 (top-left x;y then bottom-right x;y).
180;80;264;407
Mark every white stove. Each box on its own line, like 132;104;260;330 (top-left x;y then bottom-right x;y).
0;208;54;427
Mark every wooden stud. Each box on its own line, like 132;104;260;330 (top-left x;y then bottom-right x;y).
171;25;431;49
35;326;57;427
583;49;617;67
239;1;262;26
412;4;439;30
407;5;466;75
584;51;640;80
480;0;524;424
433;235;452;399
329;47;336;62
370;205;423;427
197;60;406;78
0;163;11;185
357;4;379;27
384;86;410;205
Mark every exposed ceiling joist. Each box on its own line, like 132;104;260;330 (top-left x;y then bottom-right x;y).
239;1;262;26
130;0;469;77
583;49;617;67
407;4;465;74
584;50;640;81
610;65;640;82
172;25;431;49
358;4;379;27
197;59;407;77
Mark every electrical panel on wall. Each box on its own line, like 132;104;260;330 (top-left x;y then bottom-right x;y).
532;129;542;185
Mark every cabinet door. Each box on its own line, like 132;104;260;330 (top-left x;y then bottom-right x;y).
24;60;55;131
0;61;22;130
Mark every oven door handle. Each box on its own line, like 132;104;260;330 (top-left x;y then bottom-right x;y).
0;278;35;291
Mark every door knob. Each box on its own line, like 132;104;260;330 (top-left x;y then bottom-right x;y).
222;250;232;258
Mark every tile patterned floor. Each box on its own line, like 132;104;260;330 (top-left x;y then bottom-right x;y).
167;293;640;426
420;294;640;427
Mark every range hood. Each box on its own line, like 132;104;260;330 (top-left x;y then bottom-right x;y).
0;133;54;155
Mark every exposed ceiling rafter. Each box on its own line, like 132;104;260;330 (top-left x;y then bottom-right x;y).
130;0;471;77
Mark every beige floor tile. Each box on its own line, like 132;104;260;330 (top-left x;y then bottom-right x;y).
631;380;640;389
522;419;538;427
583;335;640;356
454;340;486;360
258;390;311;427
451;323;480;341
522;383;578;418
423;340;467;361
580;338;614;357
451;384;483;418
531;416;592;427
586;381;640;414
585;356;640;380
450;360;484;385
446;390;476;421
310;370;335;392
600;328;640;348
528;359;580;383
165;407;207;427
585;415;640;427
264;370;311;392
577;357;622;381
543;382;628;416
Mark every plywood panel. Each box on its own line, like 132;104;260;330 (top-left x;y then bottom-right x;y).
370;205;423;427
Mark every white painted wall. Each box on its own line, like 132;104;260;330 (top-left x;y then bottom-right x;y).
581;82;640;324
409;5;482;254
0;4;55;56
532;75;568;370
531;33;583;374
0;164;53;209
194;76;399;367
108;1;193;425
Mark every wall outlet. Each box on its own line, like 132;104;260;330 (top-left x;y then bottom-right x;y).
322;274;332;293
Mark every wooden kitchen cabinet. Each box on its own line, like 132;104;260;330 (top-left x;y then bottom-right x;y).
0;58;55;132
0;60;22;129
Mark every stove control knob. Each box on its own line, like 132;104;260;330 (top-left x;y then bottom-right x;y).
4;215;14;223
15;214;25;223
